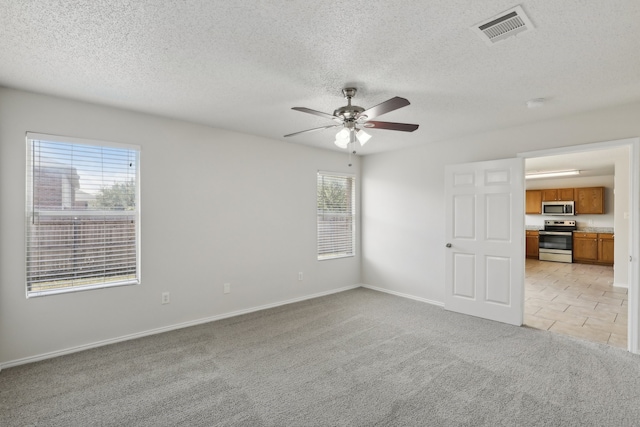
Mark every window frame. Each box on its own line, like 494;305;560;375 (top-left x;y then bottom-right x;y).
25;132;141;297
317;170;356;261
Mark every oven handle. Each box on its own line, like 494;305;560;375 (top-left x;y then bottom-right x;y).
539;231;573;235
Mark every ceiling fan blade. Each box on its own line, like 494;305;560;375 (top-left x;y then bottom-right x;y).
359;97;410;120
284;124;341;137
363;121;419;132
292;107;343;123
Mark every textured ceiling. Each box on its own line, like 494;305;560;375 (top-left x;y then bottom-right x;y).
2;1;640;155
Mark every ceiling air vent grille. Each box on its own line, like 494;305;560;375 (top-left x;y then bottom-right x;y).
471;5;534;45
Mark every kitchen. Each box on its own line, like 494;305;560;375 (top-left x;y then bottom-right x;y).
523;147;629;347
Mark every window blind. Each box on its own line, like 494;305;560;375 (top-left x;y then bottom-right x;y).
26;133;140;296
317;172;355;260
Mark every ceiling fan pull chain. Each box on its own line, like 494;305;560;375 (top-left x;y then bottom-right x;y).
348;140;358;167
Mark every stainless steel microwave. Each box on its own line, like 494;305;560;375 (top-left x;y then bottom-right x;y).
542;201;575;216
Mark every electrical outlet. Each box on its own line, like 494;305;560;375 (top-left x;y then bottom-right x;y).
223;283;231;294
161;292;170;305
298;272;303;281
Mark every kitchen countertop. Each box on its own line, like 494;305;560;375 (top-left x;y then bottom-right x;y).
574;227;614;234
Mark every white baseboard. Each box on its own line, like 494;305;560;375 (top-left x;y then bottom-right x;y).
613;282;629;289
0;284;361;370
361;284;444;307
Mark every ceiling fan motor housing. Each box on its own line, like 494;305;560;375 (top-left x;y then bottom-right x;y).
333;105;364;120
334;87;364;120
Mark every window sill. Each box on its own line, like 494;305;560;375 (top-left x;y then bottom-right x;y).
318;254;355;261
27;279;139;298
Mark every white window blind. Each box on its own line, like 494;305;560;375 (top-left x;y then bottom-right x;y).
317;171;355;260
26;133;140;297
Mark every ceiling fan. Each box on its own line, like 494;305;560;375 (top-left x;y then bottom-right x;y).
284;88;419;150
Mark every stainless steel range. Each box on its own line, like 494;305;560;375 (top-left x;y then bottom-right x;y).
539;220;577;263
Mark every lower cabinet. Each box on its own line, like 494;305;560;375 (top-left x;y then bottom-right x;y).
598;233;615;265
573;232;614;265
525;230;539;259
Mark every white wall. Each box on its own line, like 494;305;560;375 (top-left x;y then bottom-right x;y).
0;88;361;366
362;101;640;303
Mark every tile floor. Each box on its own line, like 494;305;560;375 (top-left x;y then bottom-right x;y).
524;258;627;348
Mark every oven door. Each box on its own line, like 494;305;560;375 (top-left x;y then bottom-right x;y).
539;231;573;250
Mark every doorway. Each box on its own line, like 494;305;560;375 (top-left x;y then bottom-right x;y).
519;139;637;351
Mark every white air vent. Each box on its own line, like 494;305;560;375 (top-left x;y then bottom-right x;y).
471;5;534;45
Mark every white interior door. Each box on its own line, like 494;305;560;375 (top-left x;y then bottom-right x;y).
444;158;524;325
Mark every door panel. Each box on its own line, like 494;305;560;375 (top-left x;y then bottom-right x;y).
485;256;511;305
445;158;524;326
454;195;475;238
453;253;476;298
486;193;511;241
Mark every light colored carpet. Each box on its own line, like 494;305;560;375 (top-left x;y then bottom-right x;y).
1;288;640;426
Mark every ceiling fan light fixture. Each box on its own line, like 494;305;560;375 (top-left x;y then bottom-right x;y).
335;128;350;141
334;138;349;149
356;129;371;146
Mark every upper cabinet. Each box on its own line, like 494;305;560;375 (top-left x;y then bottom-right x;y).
575;187;605;214
526;186;604;215
542;188;574;201
525;190;542;214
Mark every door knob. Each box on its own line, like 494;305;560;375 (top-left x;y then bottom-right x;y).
446;243;452;248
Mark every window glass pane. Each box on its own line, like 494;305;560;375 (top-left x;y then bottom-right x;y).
26;135;140;296
317;172;355;260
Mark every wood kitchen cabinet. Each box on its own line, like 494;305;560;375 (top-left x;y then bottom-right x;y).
598;233;614;265
525;230;539;259
526;186;605;215
525;190;542;214
573;231;613;265
573;232;598;263
542;188;575;201
575;187;604;214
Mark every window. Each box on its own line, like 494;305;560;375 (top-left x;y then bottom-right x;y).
26;133;140;297
317;171;355;260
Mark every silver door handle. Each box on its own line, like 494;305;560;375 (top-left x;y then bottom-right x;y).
446;243;452;248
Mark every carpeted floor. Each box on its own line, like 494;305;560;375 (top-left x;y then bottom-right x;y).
2;287;640;426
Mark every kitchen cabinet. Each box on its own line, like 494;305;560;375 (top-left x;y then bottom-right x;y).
598;233;614;265
525;230;539;259
542;188;575;201
526;186;605;215
573;232;613;265
573;232;598;263
525;190;542;214
575;187;604;214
